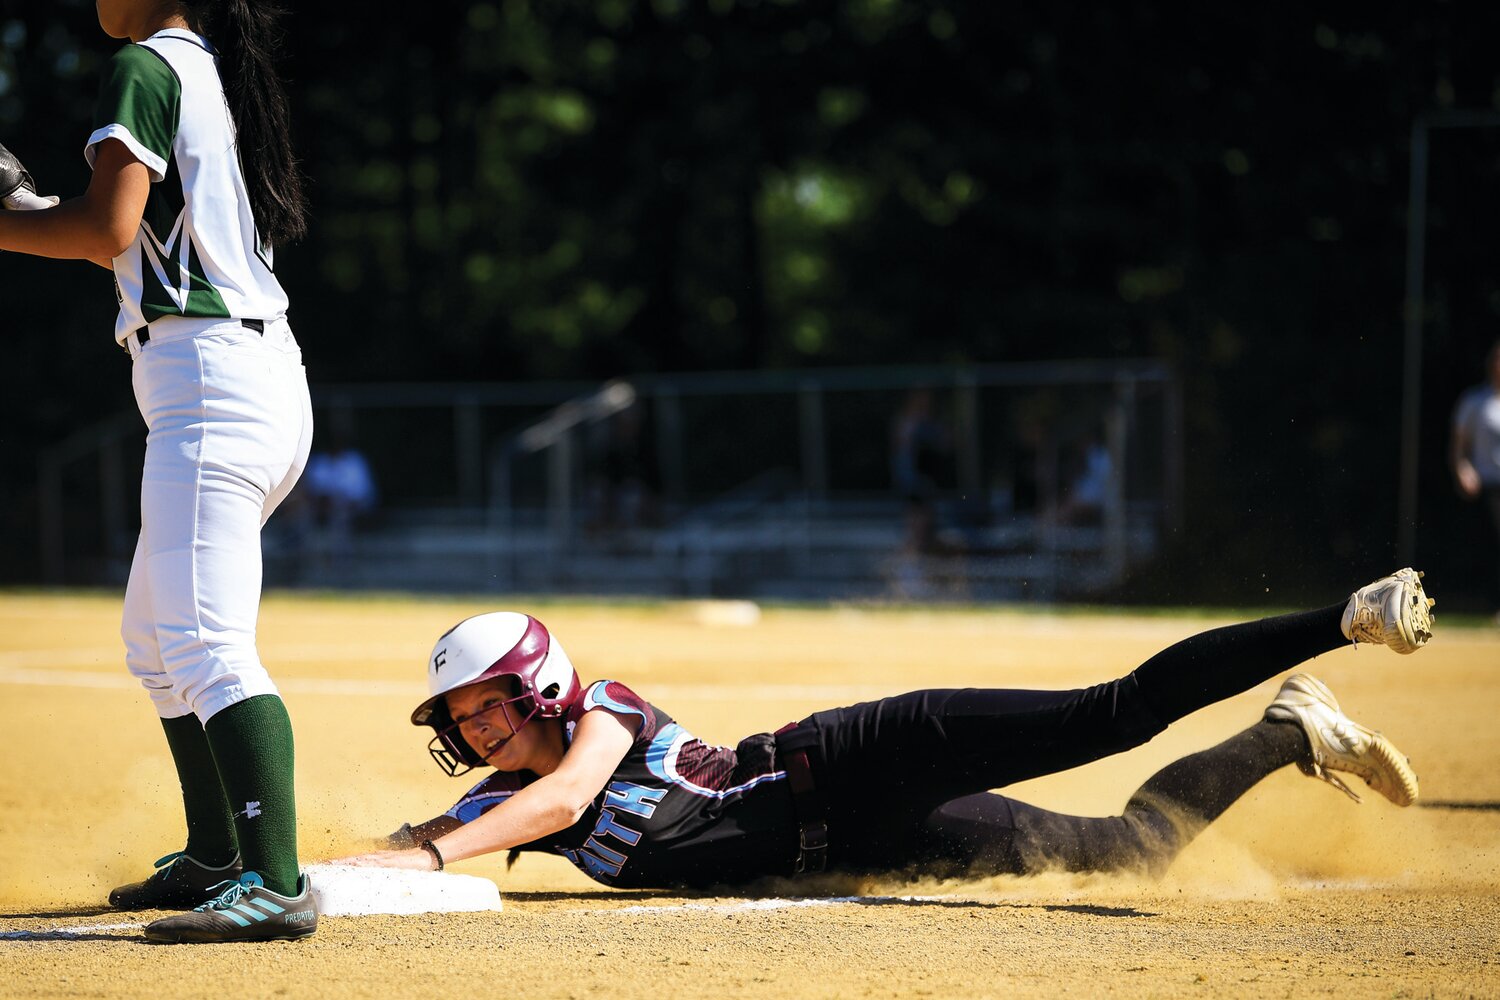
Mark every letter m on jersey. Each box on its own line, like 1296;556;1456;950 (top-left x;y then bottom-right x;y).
138;156;229;322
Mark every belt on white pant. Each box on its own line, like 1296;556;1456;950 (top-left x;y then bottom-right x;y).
123;317;266;354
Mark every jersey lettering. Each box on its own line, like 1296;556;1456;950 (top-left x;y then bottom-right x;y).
572;845;624;880
560;781;664;882
591;807;644;847
603;781;667;818
429;684;784;889
582;836;627;868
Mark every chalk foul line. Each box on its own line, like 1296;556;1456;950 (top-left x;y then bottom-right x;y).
0;899;940;939
602;895;948;915
0;920;143;941
0;662;891;702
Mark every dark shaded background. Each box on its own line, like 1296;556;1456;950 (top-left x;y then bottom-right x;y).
3;1;1498;607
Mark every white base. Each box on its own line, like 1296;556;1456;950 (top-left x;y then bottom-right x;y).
305;864;503;916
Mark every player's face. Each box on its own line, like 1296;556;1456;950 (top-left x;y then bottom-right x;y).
446;679;538;772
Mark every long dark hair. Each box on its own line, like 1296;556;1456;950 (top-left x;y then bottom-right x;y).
185;0;308;246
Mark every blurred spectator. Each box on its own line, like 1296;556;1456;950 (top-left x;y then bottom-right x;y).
1450;338;1500;624
891;387;952;555
1057;431;1113;526
585;401;659;533
301;429;379;567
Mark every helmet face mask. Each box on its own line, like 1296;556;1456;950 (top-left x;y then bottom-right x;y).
425;688;540;777
411;612;582;775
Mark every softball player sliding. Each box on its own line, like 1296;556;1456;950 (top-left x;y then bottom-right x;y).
0;0;316;943
338;569;1434;888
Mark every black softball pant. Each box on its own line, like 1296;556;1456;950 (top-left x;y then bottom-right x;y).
791;603;1344;876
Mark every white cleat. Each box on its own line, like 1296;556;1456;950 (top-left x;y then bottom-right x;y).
1264;673;1418;807
1341;567;1435;654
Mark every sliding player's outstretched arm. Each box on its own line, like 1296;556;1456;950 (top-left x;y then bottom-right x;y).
339;709;635;871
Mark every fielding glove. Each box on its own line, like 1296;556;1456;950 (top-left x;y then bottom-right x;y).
0;141;60;210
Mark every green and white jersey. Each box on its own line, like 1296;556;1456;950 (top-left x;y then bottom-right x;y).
86;28;288;344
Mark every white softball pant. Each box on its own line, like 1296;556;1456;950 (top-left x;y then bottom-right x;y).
122;317;313;722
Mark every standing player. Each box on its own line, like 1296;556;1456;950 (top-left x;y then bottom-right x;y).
1450;338;1500;625
336;569;1434;888
0;0;316;942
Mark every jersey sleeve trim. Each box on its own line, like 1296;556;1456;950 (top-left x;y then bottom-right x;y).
582;680;650;724
89;43;180;182
443;772;520;824
84;123;168;182
444;789;516;824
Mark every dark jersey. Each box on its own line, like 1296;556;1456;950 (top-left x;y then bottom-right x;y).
431;680;799;888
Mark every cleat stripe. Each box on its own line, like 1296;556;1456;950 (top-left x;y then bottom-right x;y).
222;909;253;927
249;898;285;915
233;903;269;922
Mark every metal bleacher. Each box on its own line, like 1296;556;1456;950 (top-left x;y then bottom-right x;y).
271;493;1163;601
43;362;1181;601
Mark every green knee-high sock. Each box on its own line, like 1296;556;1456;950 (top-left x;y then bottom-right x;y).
204;695;300;896
160;714;238;867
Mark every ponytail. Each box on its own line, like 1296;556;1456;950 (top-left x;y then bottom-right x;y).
187;0;309;247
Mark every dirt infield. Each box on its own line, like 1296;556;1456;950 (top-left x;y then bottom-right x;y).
2;592;1497;998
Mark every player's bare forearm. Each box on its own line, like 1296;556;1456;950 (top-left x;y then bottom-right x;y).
0;139;146;260
335;712;635;871
431;781;587;864
336;738;632;871
386;815;463;847
334;791;579;871
0;194;131;260
427;716;635;864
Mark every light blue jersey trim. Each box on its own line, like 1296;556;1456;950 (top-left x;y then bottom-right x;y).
582;680;649;723
446;790;515;823
645;723;787;800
